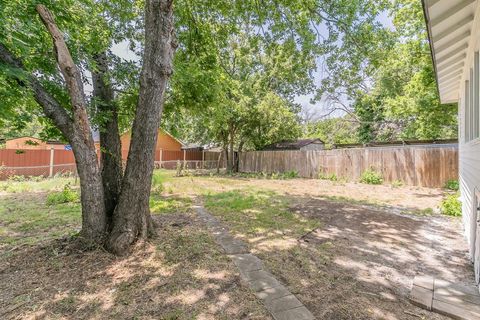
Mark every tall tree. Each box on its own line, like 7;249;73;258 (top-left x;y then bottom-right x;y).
0;0;174;254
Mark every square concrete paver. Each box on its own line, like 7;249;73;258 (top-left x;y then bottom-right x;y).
194;205;315;320
410;276;480;319
414;275;434;291
433;299;480;320
265;294;303;313
410;285;433;310
244;270;281;292
230;254;264;273
255;285;292;302
272;306;315;320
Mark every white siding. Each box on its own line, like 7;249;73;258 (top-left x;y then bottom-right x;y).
459;54;480;266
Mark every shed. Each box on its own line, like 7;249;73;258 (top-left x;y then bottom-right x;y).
5;136;66;150
120;128;182;152
262;139;325;151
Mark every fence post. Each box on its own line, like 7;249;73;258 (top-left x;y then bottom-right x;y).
49;147;54;177
160;149;163;168
183;149;186;168
202;150;205;169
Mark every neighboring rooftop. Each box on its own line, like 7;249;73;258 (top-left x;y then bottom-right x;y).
333;139;458;149
262;139;325;151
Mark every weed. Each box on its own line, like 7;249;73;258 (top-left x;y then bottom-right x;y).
151;171;165;194
46;184;79;205
444;179;459;191
391;180;404;188
440;192;461;217
318;170;338;181
360;168;383;185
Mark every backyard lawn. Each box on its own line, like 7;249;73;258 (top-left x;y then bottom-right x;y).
0;170;473;319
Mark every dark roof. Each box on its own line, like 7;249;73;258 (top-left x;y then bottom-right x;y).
262;139;324;150
333;139;458;149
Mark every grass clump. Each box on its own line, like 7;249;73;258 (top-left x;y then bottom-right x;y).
318;171;338;181
151;171;165;194
360;168;383;185
444;179;459;191
440;192;461;217
46;184;79;205
391;180;404;188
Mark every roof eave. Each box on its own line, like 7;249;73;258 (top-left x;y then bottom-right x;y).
421;0;443;103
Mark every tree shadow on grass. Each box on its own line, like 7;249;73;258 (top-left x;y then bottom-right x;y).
254;196;473;320
0;209;270;320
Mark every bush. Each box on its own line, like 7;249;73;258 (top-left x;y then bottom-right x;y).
440;192;461;217
46;184;79;205
444;179;459;191
360;169;383;185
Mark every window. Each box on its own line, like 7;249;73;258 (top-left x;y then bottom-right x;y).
465;52;480;143
466;79;470;142
475;52;480;139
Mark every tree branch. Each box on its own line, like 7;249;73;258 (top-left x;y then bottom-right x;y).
0;43;74;138
36;4;93;146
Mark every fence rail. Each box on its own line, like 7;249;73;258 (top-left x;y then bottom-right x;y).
0;148;224;180
238;144;458;187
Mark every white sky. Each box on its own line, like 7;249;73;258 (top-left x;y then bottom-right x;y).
100;12;394;121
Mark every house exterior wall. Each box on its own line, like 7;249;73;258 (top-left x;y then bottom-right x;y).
120;129;182;152
459;74;480;273
422;0;480;285
458;41;480;284
5;137;66;150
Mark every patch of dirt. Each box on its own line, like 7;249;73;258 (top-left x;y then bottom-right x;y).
0;211;269;320
167;175;445;211
257;198;473;320
243;179;444;210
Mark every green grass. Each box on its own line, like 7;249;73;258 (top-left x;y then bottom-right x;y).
204;190;317;237
0;195;81;249
150;195;192;214
0;176;78;193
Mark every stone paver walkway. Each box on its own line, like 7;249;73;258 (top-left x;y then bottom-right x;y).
193;205;315;320
410;275;480;320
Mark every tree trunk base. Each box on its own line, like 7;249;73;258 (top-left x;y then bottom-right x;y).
106;209;157;255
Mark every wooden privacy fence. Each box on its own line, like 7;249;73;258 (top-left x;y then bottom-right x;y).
0;148;76;179
238;144;458;187
0;148;224;180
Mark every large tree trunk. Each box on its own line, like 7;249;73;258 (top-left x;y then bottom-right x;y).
227;126;235;172
107;0;175;255
92;52;123;227
36;5;107;243
0;42;106;244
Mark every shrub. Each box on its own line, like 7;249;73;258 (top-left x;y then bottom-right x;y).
444;179;459;191
440;192;461;217
360;169;383;185
46;184;79;205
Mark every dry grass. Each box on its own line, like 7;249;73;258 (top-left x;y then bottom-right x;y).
0;170;464;320
0;183;269;319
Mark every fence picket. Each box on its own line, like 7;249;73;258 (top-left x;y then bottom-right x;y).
238;144;458;187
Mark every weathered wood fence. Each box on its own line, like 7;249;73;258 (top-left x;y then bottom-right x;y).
238;144;458;187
